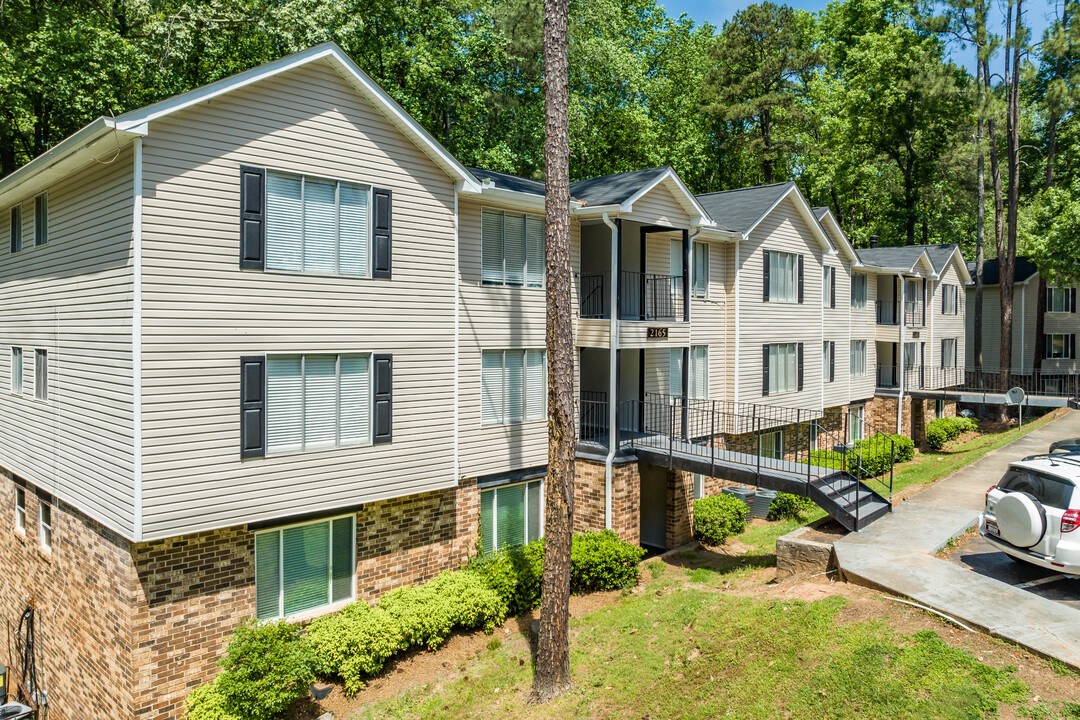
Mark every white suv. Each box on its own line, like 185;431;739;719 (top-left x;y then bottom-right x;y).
980;454;1080;576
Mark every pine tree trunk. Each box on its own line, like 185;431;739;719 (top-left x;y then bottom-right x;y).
973;18;986;371
999;0;1022;421
1034;276;1046;371
531;0;574;702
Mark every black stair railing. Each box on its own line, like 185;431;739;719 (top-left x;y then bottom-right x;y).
578;391;608;442
578;273;607;319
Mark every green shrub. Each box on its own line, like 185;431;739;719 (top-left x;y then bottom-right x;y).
570;529;646;591
926;416;980;449
768;492;817;520
886;434;916;463
186;680;244;720
468;540;544;615
808;444;893;479
307;601;405;693
211;619;318;720
693;494;749;545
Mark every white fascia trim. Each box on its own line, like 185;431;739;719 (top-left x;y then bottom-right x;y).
733;237;741;404
817;209;862;266
114;42;482;194
949;247;974;284
619;168;715;227
453;192;461;480
476;186;584;213
132;137;144;541
742;185;836;254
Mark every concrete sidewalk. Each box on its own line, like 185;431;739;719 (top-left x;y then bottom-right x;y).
834;410;1080;670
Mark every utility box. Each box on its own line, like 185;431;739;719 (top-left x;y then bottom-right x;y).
0;661;6;700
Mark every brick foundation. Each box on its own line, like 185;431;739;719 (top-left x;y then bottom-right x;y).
866;395;956;447
574;458;640;546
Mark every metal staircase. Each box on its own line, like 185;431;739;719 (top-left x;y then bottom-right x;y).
617;396;894;532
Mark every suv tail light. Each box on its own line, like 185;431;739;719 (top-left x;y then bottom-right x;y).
1062;510;1080;533
985;486;996;505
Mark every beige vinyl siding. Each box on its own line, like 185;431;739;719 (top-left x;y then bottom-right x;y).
0;150;136;535
966;280;1042;371
849;269;877;402
138;60;459;539
1042;280;1080;372
621;182;691;227
458;197;579;478
723;243;737;401
644;347;671;397
967;284;1002;367
822;252;849;408
736;197;825;412
928;262;967;385
690;237;727;402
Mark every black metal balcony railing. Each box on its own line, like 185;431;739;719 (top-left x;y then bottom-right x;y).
579;274;607;319
963;367;1080;400
620;271;684;321
876;301;899;325
579;391;608;442
904;301;925;327
877;364;898;388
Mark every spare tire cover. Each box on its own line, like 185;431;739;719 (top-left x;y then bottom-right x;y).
995;491;1047;548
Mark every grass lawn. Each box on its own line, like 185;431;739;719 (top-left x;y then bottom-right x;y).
890;409;1067;496
343;553;1080;720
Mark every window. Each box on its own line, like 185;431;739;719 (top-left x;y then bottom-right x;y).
848;405;864;444
480;479;542;553
692;242;708;298
941;284;958;315
767;343;799;394
767;251;799;303
823;266;835;308
266;354;371;453
481;208;544;287
38;501;52;552
693;473;704;500
759;430;782;460
11;348;22;393
254;514;355;619
1047;287;1072;314
668;348;683;396
1045;334;1075;360
809;419;819;452
689;346;708;400
482;350;546;425
9;206;21;253
14;486;25;533
935;399;945;420
904;341;918;369
34;193;47;246
998;468;1074;510
34;350;47;400
941;338;957;369
823;341;834;382
850;273;868;309
265;171;371;276
850;340;866;377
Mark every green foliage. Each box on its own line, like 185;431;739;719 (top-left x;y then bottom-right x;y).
468;540;545;615
885;433;916;463
768;492;817;520
208;619;318;720
807;444;894;479
693;494;749;545
571;529;647;591
1030;179;1080;285
926;416;980;449
186;680;244;720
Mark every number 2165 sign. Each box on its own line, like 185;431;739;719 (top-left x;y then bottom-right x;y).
647;327;669;339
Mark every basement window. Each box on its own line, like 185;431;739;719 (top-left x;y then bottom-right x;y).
14;486;25;534
38;501;52;552
480;479;542;553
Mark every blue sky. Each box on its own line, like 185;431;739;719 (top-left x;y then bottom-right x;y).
658;0;1059;73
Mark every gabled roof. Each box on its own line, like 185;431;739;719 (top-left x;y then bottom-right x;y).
1;43;483;203
921;243;973;283
568;167;669;206
468;167;545;196
812;206;829;220
968;256;1040;285
695;182;794;235
811;206;861;267
856;246;938;277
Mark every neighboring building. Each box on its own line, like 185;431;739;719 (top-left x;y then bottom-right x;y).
965;256;1080;379
0;44;968;719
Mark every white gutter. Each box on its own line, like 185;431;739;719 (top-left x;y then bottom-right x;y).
132;137;144;542
602;213;619;530
733;237;741;403
453;190;461;481
1019;282;1026;372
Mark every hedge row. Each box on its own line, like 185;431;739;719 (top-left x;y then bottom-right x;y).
187;530;644;720
926;416;980;449
806;432;913;479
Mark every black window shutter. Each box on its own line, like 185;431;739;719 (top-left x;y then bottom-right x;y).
829;341;835;382
797;342;804;390
373;188;393;279
1072;335;1077;360
1072;288;1077;313
239;166;265;270
762;250;771;302
762;344;770;396
240;356;266;458
797;255;804;303
830;270;836;308
1045;334;1052;358
373;354;393;443
941;339;946;368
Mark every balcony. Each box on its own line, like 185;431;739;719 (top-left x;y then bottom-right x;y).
876;301;899;326
578;272;685;321
904;301;925;327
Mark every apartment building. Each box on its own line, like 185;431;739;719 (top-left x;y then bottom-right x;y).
0;44;957;719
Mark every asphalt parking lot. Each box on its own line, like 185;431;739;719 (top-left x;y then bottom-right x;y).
943;532;1080;610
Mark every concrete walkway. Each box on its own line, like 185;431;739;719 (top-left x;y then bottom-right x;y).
834;410;1080;670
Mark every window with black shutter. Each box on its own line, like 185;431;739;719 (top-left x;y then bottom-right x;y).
240;356;266;458
372;188;392;278
762;344;770;395
239;166;266;269
373;354;393;443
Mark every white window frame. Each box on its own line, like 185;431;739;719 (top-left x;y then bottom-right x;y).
692;242;709;299
809;419;819;452
693;473;704;500
34;349;47;401
9;205;22;253
942;338;957;369
759;430;783;460
823;341;833;382
34;192;48;247
942;284;958;315
265;353;373;454
850;273;868;309
481;207;545;288
481;349;547;426
848;405;864;443
14;486;26;534
11;347;22;394
1046;334;1073;360
850;340;867;377
689;345;708;400
768;343;799;395
480;478;544;553
768;250;799;303
935;399;945;420
264;169;373;277
253;513;356;621
822;266;834;308
1047;287;1071;314
38;500;52;552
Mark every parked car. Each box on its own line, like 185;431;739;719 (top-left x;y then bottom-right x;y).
980;455;1080;576
1049;437;1080;454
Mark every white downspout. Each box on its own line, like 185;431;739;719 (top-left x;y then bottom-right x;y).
132;137;143;542
1019;284;1026;372
897;273;905;435
602;213;619;530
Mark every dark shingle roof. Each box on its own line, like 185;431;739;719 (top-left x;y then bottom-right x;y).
855;245;931;271
467;167;545;196
967;256;1040;285
812;206;830;220
921;244;960;274
694;182;794;234
568;166;670;206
